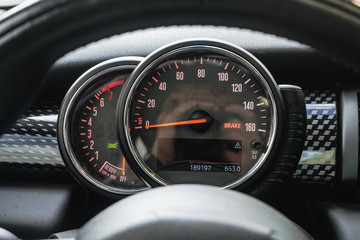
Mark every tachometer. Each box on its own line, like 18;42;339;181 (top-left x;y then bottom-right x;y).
118;40;285;188
58;57;150;197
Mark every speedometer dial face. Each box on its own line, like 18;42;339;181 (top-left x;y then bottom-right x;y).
58;57;149;196
120;40;279;188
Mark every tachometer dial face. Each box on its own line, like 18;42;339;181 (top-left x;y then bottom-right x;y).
58;57;149;196
119;40;280;188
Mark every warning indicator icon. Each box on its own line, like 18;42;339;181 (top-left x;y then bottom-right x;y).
234;142;242;150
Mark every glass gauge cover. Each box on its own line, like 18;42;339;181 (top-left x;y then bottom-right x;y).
118;40;283;188
58;57;149;196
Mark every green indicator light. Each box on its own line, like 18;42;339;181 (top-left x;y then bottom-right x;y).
107;143;118;149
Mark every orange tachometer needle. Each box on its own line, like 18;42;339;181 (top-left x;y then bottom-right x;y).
146;118;208;129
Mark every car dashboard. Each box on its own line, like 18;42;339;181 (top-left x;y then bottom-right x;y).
0;7;358;239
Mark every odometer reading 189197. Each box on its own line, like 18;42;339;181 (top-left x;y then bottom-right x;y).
120;40;279;188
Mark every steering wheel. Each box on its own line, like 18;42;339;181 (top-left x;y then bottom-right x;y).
0;0;358;239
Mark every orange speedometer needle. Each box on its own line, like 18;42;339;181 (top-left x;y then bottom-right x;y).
146;118;208;129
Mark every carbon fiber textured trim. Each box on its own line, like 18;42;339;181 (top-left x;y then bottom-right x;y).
0;100;63;167
0;93;337;182
293;90;336;183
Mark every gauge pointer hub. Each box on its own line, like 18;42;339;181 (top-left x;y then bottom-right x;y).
189;110;213;133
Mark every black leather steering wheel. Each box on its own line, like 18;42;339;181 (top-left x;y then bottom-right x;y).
1;0;360;133
0;0;359;239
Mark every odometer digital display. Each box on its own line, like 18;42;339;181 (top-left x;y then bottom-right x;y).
120;40;279;188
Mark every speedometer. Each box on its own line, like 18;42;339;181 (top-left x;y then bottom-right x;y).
118;39;285;188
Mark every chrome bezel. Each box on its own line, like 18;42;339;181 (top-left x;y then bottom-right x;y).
61;57;150;195
123;41;279;189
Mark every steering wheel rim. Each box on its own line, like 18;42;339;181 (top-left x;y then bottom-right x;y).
0;0;360;134
77;184;313;240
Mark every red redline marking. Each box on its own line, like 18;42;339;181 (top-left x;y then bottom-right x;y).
83;146;89;149
174;61;179;69
224;62;229;70
108;80;124;89
101;87;107;93
89;157;94;162
86;106;91;110
200;56;203;64
152;76;158;82
138;100;145;104
190;161;241;165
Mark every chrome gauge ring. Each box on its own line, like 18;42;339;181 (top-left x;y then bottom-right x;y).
58;57;150;197
118;39;284;189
